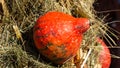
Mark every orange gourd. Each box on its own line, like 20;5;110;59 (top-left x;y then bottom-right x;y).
97;38;111;68
33;11;90;64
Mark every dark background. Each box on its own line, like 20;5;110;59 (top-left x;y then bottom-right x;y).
94;0;120;68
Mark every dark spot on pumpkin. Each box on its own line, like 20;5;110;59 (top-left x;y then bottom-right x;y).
38;42;54;52
51;31;56;36
38;42;48;51
46;42;53;47
57;45;67;56
57;44;66;49
51;54;57;58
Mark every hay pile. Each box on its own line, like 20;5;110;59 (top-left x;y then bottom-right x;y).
0;0;118;68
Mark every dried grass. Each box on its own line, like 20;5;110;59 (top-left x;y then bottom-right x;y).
0;0;119;68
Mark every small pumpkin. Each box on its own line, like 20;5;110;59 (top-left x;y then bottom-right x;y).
33;11;90;64
97;38;111;68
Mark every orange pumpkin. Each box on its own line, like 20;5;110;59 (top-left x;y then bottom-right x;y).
97;38;111;68
33;11;90;64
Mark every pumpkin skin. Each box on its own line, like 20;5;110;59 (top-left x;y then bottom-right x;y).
33;11;90;64
97;38;111;68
